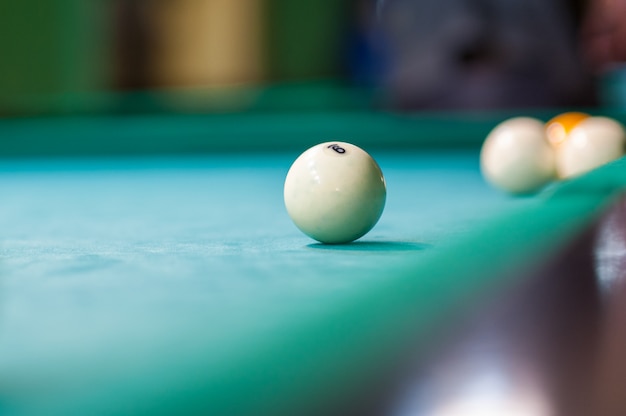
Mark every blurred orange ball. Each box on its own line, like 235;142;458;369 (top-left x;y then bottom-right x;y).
546;112;590;147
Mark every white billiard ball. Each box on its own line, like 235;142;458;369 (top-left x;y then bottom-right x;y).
556;116;625;179
480;117;556;194
284;142;386;244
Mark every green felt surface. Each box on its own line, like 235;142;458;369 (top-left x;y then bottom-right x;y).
0;112;496;156
0;148;623;415
1;109;626;415
3;104;626;157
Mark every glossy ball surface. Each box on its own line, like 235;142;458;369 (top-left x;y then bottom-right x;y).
546;112;590;147
284;142;386;244
480;117;556;194
557;116;625;178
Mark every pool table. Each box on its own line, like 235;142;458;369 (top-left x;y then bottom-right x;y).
1;108;626;416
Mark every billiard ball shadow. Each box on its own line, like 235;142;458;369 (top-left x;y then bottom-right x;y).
307;241;430;252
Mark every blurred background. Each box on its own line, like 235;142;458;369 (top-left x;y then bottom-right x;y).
1;0;626;116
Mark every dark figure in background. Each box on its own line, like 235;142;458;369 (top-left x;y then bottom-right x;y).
582;0;626;72
112;0;154;91
351;0;597;110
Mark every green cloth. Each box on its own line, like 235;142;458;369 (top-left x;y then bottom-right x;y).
0;147;623;415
